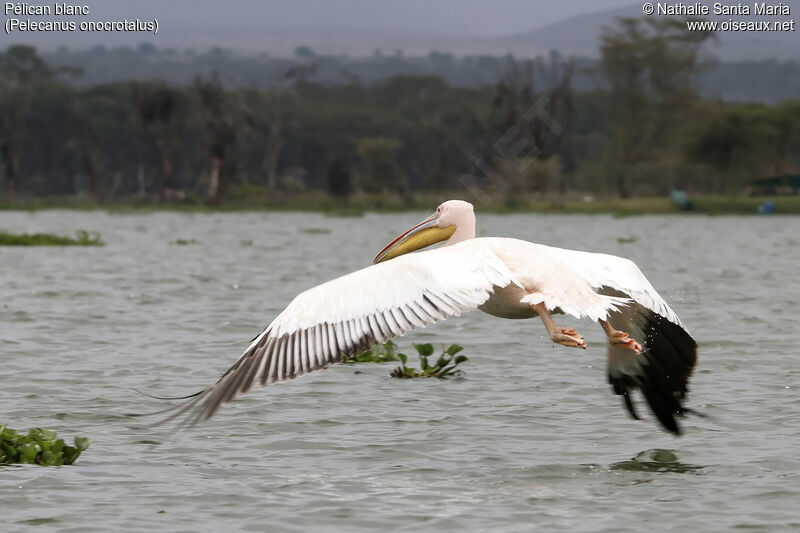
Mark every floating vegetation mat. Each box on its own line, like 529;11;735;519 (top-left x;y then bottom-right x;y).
0;425;91;466
171;238;200;245
0;230;104;246
342;340;468;378
341;339;400;364
391;343;468;379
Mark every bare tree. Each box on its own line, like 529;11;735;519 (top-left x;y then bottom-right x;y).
262;93;282;193
490;54;575;197
195;74;236;203
65;93;102;201
133;81;182;201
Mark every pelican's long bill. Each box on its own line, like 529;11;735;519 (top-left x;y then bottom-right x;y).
373;213;456;264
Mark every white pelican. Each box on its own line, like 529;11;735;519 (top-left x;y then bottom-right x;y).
140;200;698;434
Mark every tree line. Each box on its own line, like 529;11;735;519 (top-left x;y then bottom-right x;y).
45;41;800;104
1;18;798;204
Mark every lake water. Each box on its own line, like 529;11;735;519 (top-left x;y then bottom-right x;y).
1;210;799;532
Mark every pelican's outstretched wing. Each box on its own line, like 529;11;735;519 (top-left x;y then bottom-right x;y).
543;245;698;434
139;244;518;427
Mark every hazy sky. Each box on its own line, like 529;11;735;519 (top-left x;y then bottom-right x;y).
2;0;649;53
239;0;638;35
51;0;640;36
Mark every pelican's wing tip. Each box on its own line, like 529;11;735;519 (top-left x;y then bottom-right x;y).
130;386;206;401
608;309;698;435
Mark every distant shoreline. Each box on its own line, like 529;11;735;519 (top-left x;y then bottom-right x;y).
1;194;798;216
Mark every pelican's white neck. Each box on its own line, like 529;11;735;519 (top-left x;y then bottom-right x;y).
444;212;476;246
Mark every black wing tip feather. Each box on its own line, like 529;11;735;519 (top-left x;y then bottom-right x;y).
609;312;700;436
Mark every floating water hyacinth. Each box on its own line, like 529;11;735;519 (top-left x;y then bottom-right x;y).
342;340;468;378
0;230;104;246
0;425;91;466
390;343;468;379
341;339;400;364
171;238;199;245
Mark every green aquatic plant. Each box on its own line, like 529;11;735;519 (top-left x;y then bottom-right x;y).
610;449;703;474
342;340;468;378
0;230;104;246
616;236;638;244
341;339;400;364
171;238;199;245
390;343;468;379
0;425;90;466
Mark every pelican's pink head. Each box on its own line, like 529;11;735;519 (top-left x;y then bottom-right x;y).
373;200;475;264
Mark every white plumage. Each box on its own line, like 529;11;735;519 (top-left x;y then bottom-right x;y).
266;239;516;339
139;200;698;434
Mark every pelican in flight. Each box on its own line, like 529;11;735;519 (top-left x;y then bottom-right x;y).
142;200;698;434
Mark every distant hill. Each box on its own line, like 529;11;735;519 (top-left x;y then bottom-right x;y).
498;3;800;61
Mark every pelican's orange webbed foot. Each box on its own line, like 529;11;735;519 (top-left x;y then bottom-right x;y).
550;326;587;349
609;331;642;354
532;302;587;350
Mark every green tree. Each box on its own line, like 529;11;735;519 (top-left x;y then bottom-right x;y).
327;155;352;200
688;102;798;192
356;137;404;194
0;46;53;199
599;18;714;197
133;80;182;200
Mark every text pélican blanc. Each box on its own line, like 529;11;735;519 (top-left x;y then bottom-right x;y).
657;2;791;16
5;3;89;15
4;3;157;33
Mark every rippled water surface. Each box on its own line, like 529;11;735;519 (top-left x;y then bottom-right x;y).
2;210;799;532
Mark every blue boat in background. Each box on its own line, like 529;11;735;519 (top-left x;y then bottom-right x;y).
757;201;775;215
671;189;693;211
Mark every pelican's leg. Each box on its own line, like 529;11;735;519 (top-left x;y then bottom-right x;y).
532;303;586;349
599;319;642;354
